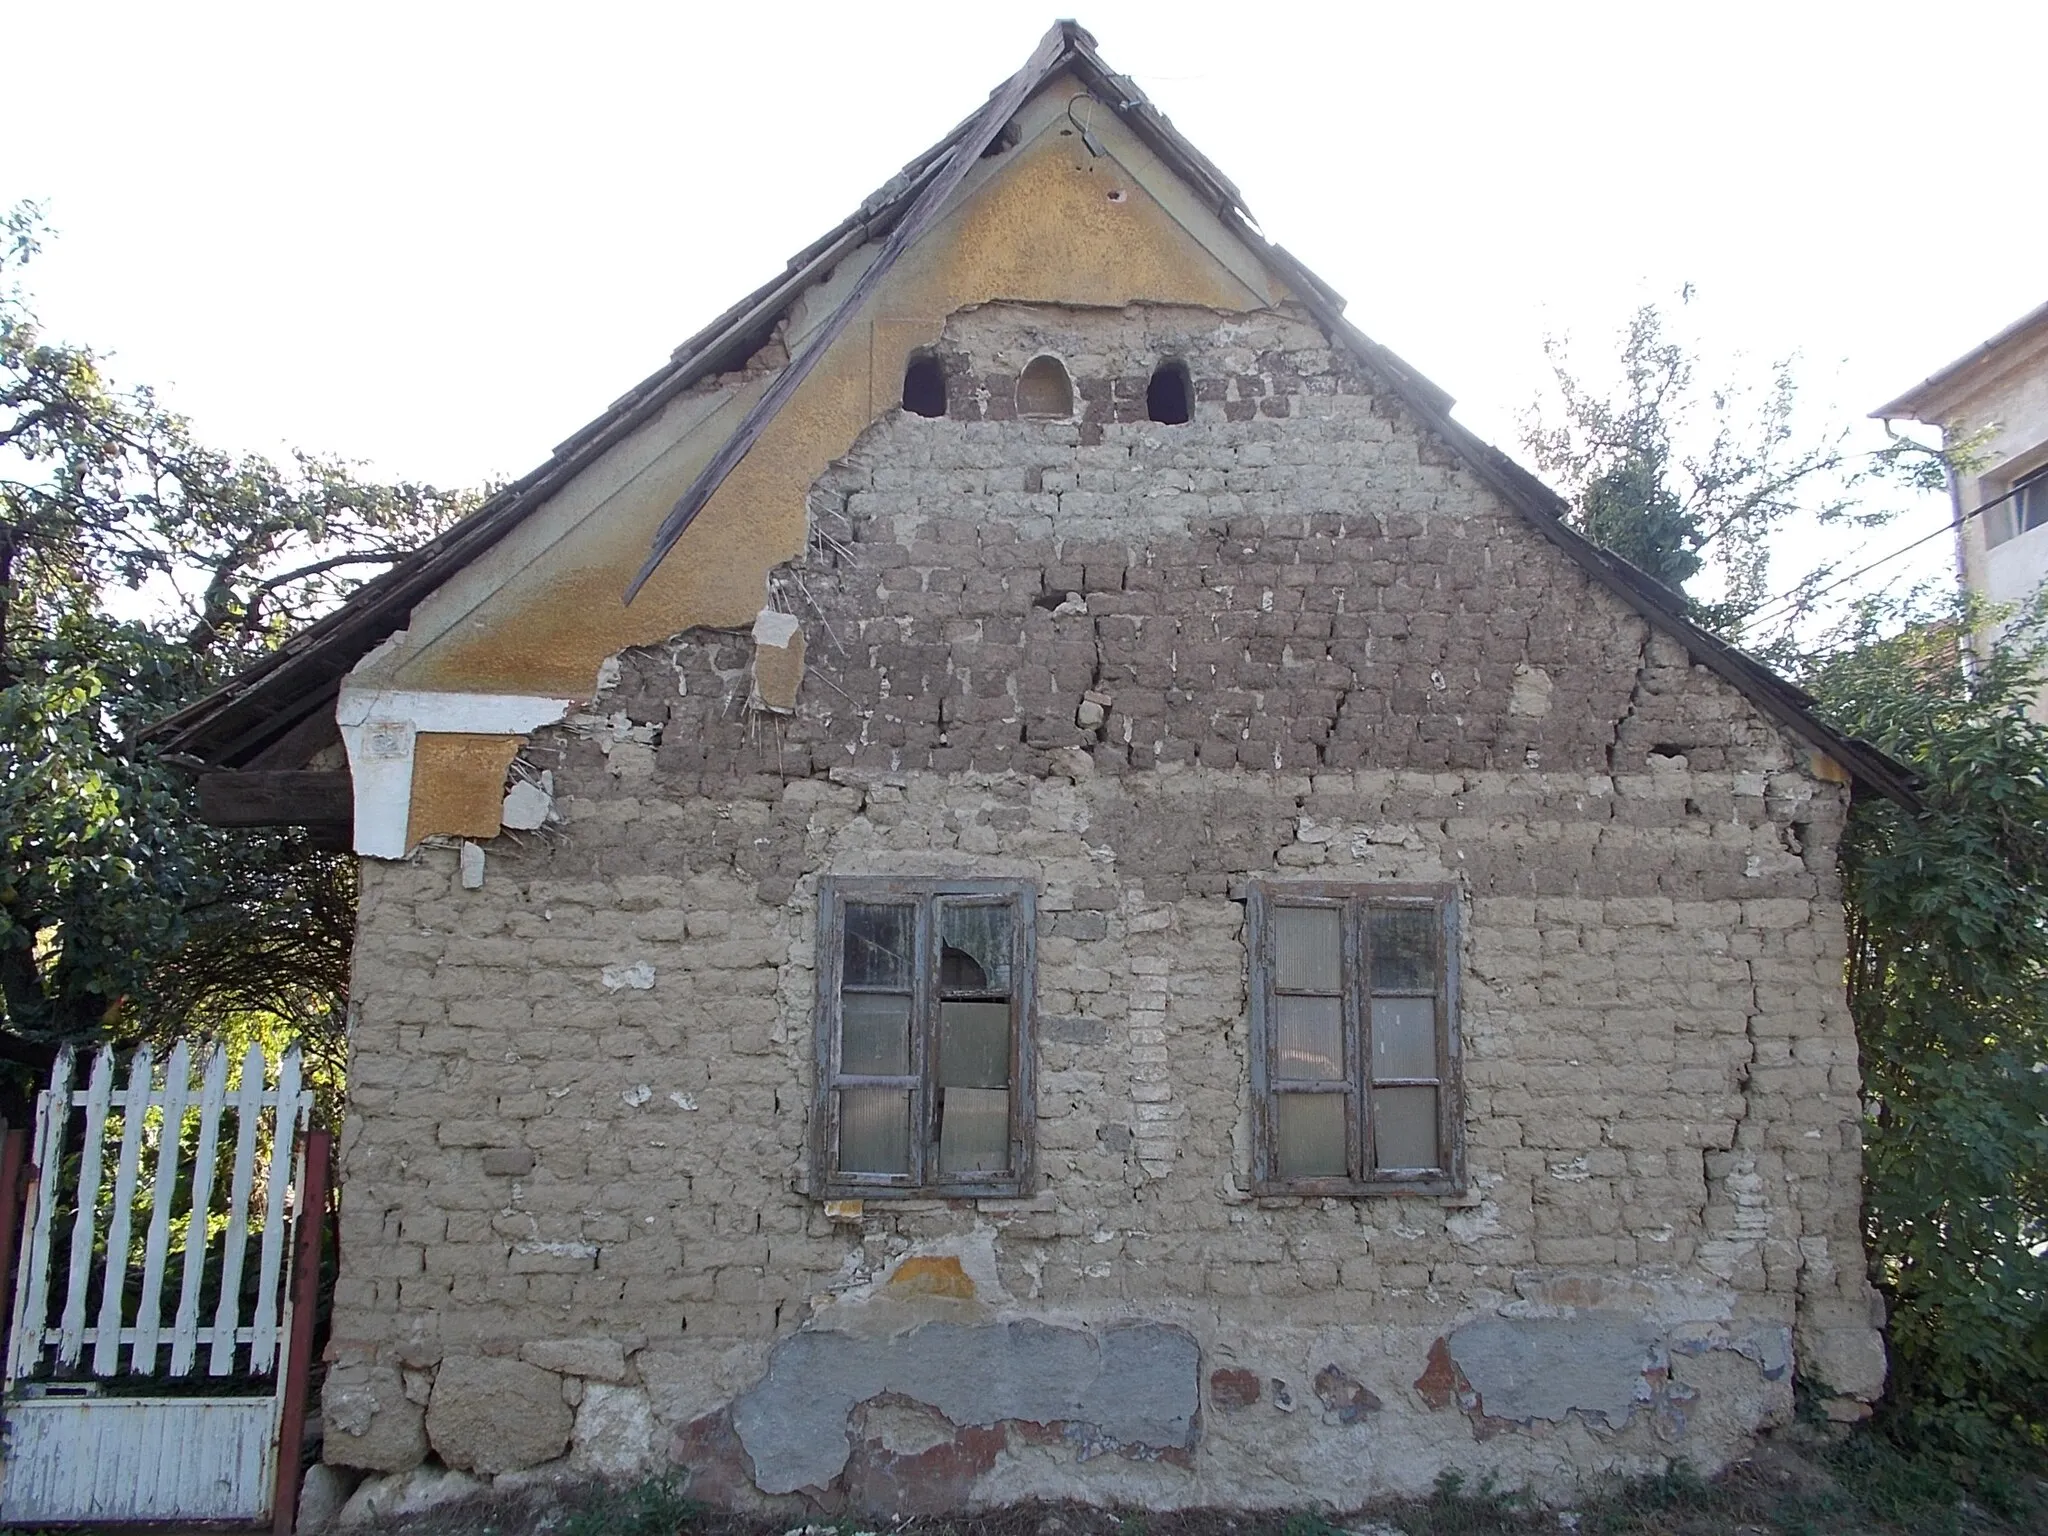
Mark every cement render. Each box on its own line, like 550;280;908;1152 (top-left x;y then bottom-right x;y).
323;303;1885;1510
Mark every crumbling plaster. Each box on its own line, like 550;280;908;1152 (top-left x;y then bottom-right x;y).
338;73;1283;855
323;304;1884;1510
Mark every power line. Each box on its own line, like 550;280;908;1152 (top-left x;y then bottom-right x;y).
1740;478;2028;632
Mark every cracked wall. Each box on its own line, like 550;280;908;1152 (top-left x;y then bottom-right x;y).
323;303;1884;1512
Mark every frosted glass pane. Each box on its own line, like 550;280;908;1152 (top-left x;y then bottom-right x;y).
941;903;1011;995
1373;1086;1439;1170
840;991;910;1076
838;1088;910;1174
939;1086;1011;1174
844;903;913;989
1275;1092;1347;1179
1371;997;1437;1080
1369;906;1436;992
1274;906;1341;993
939;1000;1011;1089
1275;995;1343;1081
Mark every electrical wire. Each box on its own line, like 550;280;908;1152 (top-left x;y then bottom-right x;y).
1740;478;2029;632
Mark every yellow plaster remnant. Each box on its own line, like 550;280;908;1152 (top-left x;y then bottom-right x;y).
751;608;806;712
823;1199;865;1224
887;1255;976;1300
1808;751;1852;786
407;733;524;844
397;91;1273;704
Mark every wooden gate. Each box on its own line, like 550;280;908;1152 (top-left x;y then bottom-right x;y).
0;1041;328;1526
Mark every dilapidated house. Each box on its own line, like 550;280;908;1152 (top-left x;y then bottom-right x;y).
155;20;1902;1514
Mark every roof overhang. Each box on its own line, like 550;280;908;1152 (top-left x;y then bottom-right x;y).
1872;297;2048;423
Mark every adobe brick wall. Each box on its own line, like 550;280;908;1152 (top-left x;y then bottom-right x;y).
322;303;1884;1511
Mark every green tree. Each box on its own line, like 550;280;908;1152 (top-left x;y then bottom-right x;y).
0;201;470;1102
1802;596;2048;1453
1523;296;1882;632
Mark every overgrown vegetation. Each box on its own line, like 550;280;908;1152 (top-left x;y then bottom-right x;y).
0;201;475;1112
1802;596;2048;1459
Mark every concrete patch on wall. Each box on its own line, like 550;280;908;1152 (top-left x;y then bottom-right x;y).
1416;1313;1796;1445
1445;1315;1663;1427
729;1319;1200;1496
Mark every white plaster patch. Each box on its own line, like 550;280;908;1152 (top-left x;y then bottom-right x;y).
621;1084;653;1108
512;1239;598;1260
602;962;656;991
1509;663;1554;717
753;607;802;648
502;774;555;830
459;842;485;889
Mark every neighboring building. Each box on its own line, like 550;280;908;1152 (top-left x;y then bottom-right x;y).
1875;300;2048;634
155;22;1902;1515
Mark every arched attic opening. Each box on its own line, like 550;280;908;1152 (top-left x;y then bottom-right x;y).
902;353;947;418
1147;359;1192;424
1016;355;1073;419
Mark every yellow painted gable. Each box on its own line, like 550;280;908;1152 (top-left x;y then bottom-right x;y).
378;73;1287;701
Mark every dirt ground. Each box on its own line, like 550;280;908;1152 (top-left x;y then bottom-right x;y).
331;1429;2046;1536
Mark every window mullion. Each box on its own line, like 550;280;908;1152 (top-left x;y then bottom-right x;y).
912;897;933;1189
1436;896;1454;1175
1347;897;1368;1183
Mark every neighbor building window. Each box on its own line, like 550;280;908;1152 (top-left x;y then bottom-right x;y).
1246;882;1462;1195
813;878;1036;1198
1985;464;2048;547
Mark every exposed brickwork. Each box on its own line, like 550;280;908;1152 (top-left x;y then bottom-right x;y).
324;302;1883;1509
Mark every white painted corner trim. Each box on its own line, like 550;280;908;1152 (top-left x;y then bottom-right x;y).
336;687;580;859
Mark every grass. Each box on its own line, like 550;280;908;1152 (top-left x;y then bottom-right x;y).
337;1424;2045;1536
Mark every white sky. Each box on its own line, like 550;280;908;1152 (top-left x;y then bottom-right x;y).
10;0;2045;625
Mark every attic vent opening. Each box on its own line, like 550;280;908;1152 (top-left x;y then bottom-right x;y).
1017;355;1073;419
1147;360;1192;425
902;353;946;418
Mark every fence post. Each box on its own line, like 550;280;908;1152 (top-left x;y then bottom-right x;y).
0;1123;29;1359
272;1128;333;1536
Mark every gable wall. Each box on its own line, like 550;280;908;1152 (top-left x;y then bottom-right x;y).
323;303;1884;1510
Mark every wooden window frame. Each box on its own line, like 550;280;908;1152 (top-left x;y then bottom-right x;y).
812;877;1036;1200
1247;880;1464;1197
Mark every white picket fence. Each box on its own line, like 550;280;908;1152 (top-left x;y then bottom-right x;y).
1;1039;317;1525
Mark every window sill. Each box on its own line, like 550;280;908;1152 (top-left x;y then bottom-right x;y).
1250;1177;1465;1200
816;1181;1026;1203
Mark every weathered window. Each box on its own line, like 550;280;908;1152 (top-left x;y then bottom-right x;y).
1015;355;1073;419
1146;359;1192;424
814;878;1036;1198
1247;882;1462;1196
902;353;947;418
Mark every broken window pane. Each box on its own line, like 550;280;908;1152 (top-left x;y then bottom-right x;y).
1274;905;1342;994
1370;997;1437;1081
939;1000;1010;1089
939;1086;1010;1173
844;903;914;990
1275;994;1342;1081
1368;906;1436;993
1372;1086;1438;1170
940;902;1011;995
838;1088;911;1175
840;991;912;1076
1275;1091;1348;1179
